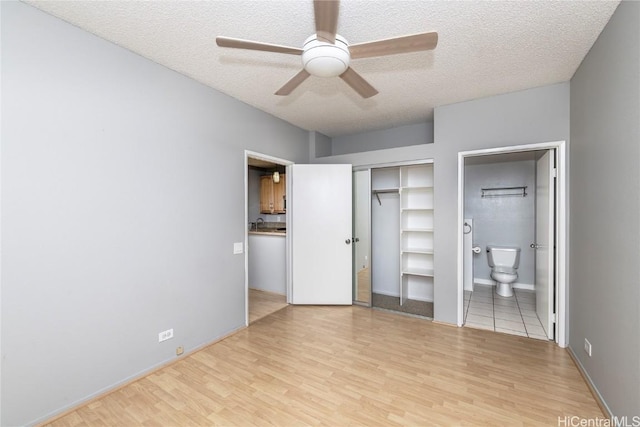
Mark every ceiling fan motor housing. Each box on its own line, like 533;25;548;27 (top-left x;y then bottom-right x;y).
302;34;350;78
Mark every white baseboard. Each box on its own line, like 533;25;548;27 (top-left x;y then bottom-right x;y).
473;278;535;291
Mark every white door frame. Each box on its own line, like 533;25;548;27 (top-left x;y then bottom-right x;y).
244;150;294;326
456;141;567;347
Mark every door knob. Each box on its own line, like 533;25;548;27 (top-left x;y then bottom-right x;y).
345;239;351;244
353;237;360;242
530;243;540;249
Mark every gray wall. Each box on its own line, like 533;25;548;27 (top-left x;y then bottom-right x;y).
331;122;433;156
314;82;569;325
569;1;639;417
464;160;536;285
311;131;332;158
0;3;308;425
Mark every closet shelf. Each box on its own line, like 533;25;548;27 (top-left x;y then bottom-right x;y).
401;227;434;233
402;247;434;254
481;186;527;198
402;267;434;277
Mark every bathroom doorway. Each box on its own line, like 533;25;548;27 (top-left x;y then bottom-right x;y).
457;141;567;347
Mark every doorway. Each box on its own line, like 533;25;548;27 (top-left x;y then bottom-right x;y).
244;154;354;324
457;141;567;347
245;151;292;325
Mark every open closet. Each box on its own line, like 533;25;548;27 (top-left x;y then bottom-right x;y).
355;162;434;318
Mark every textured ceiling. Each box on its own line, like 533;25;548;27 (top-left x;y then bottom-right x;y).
26;0;619;137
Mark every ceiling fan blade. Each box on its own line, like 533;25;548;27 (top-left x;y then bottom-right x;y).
314;0;339;43
349;31;438;59
216;36;302;55
339;67;378;98
275;69;311;96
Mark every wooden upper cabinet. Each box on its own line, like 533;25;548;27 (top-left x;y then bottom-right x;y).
260;174;286;214
273;174;286;213
260;176;274;213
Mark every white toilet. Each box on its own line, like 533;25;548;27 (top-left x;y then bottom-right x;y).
486;245;521;297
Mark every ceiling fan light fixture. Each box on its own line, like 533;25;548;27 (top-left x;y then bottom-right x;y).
302;34;350;78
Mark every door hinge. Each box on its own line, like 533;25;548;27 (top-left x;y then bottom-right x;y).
552;313;557;323
552;168;557;178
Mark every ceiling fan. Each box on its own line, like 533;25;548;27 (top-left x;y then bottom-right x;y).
216;0;438;98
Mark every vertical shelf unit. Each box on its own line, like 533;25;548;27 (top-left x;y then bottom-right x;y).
400;164;434;305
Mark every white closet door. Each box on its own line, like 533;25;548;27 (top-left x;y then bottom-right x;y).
290;164;353;305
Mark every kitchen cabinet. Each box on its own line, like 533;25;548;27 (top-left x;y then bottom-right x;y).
260;174;286;214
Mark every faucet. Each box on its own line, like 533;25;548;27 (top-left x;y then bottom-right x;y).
255;218;264;230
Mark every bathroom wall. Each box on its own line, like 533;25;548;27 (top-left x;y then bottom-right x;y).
464;157;536;286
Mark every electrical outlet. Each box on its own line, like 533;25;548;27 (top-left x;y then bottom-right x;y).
158;328;173;342
176;346;184;356
584;338;592;357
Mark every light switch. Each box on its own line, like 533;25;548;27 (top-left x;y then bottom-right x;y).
233;242;243;254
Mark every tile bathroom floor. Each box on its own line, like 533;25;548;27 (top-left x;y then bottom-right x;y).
463;284;549;340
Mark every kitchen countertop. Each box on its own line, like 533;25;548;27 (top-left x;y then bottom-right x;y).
248;229;286;236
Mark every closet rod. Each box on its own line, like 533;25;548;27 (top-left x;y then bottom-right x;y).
372;189;398;205
481;186;527;198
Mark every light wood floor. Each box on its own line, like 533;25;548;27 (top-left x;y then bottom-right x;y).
248;288;288;324
45;305;603;426
356;266;371;304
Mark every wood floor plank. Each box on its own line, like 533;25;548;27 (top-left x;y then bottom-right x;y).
248;288;287;324
45;305;603;426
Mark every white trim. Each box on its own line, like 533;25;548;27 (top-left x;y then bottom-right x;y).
457;157;465;326
286;164;292;304
457;140;568;347
556;143;567;347
244;150;294;326
352;158;434;172
245;150;295;167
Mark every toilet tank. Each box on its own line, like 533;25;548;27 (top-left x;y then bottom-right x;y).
487;245;521;268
